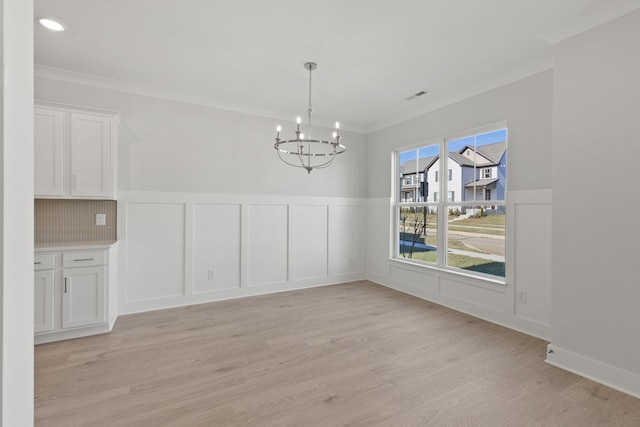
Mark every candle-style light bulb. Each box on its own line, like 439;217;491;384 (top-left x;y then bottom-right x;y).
296;116;301;132
335;121;340;129
276;125;281;139
300;133;305;140
332;132;337;139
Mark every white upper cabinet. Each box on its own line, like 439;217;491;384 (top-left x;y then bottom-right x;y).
34;103;118;200
70;113;112;198
34;108;64;196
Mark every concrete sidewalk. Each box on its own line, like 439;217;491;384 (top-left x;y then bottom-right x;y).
399;240;504;262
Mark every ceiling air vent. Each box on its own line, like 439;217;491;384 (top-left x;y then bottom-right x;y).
405;90;430;101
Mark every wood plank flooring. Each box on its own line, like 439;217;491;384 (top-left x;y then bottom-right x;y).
35;280;640;426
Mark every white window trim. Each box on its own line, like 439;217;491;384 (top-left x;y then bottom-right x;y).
392;122;507;283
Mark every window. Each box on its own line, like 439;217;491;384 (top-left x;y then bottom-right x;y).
405;176;411;185
395;126;507;279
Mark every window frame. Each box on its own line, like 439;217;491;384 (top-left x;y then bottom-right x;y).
392;122;507;283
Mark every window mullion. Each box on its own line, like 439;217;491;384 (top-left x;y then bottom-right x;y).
437;139;447;268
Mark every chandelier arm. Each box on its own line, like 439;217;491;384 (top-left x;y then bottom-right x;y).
276;149;308;169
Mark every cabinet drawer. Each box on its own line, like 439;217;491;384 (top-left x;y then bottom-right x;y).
62;250;106;268
34;253;55;270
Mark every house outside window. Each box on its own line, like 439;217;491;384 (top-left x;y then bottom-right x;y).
395;126;507;279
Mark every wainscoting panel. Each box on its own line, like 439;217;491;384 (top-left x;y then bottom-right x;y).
118;192;366;314
125;202;185;302
439;277;506;312
514;201;552;326
366;191;552;341
192;203;241;293
247;204;289;287
292;205;328;281
331;205;366;277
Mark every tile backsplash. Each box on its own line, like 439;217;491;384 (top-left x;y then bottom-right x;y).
35;199;117;244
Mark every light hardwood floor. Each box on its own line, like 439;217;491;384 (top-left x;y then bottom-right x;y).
35;280;640;426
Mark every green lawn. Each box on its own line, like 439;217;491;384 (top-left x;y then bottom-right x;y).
450;214;505;227
399;245;505;277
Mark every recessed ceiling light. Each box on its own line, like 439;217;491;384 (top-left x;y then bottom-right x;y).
39;18;66;32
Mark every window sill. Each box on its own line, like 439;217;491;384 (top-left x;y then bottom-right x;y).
388;257;507;287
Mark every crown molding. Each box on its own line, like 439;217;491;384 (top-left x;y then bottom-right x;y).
538;0;640;44
364;55;553;134
34;65;367;134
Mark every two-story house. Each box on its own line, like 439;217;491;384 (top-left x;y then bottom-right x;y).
400;141;506;206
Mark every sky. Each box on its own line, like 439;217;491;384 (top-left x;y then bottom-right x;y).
399;128;507;164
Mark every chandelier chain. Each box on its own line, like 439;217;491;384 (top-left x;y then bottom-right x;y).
307;65;313;136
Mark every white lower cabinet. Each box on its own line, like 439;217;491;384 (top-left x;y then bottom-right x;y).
34;270;55;333
62;266;106;329
34;245;117;344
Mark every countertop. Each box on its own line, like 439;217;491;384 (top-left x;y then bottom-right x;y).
35;240;118;252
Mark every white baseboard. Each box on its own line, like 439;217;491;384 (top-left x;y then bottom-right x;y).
366;271;552;341
546;344;640;399
120;273;365;315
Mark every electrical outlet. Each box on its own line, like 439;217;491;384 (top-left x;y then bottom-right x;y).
517;291;527;303
207;270;216;280
96;213;106;226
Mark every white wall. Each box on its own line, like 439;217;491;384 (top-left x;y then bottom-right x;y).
1;0;34;424
366;71;554;340
34;77;368;198
34;77;369;314
548;9;640;398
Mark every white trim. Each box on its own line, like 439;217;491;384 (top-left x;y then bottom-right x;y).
538;0;640;44
366;58;551;134
393;125;508;280
35;99;121;120
366;272;551;341
118;191;366;315
546;344;640;399
34;65;362;133
35;59;550;136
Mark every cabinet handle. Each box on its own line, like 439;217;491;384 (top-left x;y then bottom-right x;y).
64;277;68;293
72;174;77;190
34;261;41;265
73;258;94;262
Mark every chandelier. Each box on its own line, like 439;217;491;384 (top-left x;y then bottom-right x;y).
274;62;346;174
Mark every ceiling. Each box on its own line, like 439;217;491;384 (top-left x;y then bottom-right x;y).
33;0;636;133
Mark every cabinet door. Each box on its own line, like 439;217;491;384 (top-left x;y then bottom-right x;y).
34;270;55;333
34;108;64;196
62;267;106;329
70;113;112;198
